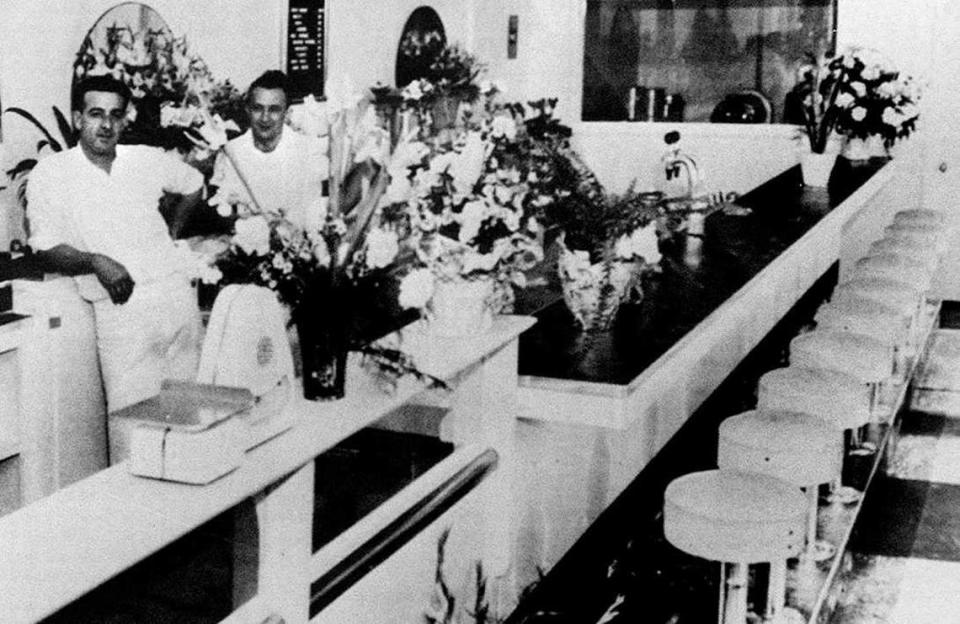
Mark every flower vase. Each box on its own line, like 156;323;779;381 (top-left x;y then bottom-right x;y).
428;277;494;338
866;134;890;158
292;279;349;401
799;150;838;188
558;250;643;333
430;95;463;131
842;137;872;162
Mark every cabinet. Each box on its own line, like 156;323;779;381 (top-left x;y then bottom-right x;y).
0;311;56;515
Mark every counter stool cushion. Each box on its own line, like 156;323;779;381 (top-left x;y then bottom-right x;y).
757;366;871;430
789;329;894;383
664;469;806;563
893;209;947;227
852;253;932;291
884;222;947;253
832;277;921;320
814;296;908;348
718;410;843;487
868;238;940;274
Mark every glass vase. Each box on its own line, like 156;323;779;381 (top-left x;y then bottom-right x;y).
559;255;643;333
293;277;349;401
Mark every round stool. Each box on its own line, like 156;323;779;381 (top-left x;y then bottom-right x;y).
757;366;872;502
718;410;843;565
852;252;932;292
788;329;894;419
869;237;940;275
814;296;909;376
664;469;807;624
893;208;946;227
832;276;924;351
884;221;947;254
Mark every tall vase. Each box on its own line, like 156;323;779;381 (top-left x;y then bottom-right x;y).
798;150;838;188
293;275;349;401
842;137;872;162
558;251;643;333
427;276;494;338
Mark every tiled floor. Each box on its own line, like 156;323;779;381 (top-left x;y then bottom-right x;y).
832;318;960;623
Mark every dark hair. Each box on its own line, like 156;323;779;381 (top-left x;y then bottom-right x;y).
71;75;132;113
247;70;290;104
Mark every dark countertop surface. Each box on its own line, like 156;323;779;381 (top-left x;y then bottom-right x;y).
515;159;888;386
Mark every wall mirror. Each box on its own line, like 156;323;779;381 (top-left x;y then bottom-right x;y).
74;3;186;146
582;0;836;123
395;6;447;88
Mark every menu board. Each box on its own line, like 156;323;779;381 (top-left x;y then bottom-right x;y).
286;0;325;101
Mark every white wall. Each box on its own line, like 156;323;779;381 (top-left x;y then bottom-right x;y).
0;0;284;248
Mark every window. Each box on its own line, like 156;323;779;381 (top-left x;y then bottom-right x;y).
582;0;835;123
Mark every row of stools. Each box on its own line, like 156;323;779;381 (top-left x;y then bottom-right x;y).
663;208;951;624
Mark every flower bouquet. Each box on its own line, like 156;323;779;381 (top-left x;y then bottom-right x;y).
792;52;854;185
390;88;553;337
831;47;920;159
552;170;662;333
398;41;485;132
195;84;402;400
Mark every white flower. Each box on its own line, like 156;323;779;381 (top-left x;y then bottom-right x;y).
186;110;240;152
450;132;486;196
850;81;866;98
398;268;436;309
461;250;499;273
288;94;329;137
630;224;661;264
614;234;635;260
882;107;900;127
365;228;400;269
458;199;486;243
233;216;271;256
861;65;880;81
851;106;867;122
491;115;517;141
401;79;427;101
834;92;855;108
843;54;857;69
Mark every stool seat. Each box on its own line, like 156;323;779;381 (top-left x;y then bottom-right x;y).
884;223;947;253
757;366;871;430
664;469;806;563
789;329;893;383
718;410;843;487
868;238;939;273
814;296;908;348
893;208;946;227
832;277;921;319
852;253;932;290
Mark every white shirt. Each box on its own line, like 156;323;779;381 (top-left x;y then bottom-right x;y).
212;128;328;231
27;144;203;300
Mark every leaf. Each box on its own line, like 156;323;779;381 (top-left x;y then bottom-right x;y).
53;106;77;148
4;107;63;152
6;159;38;180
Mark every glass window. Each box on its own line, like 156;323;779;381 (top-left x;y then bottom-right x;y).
582;0;835;123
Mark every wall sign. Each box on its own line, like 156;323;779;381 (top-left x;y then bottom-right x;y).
286;0;325;101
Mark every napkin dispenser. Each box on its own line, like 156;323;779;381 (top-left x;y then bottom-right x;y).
112;380;255;484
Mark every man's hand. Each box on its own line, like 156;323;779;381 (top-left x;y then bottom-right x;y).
90;253;135;304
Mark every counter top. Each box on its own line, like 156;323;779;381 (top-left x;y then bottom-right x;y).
516;160;887;386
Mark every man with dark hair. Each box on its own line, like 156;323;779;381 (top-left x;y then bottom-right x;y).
27;75;205;412
212;70;327;230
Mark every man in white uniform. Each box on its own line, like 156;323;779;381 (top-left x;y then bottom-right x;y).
212;70;328;230
28;75;205;412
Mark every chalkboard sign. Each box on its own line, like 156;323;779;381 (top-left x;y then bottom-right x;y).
286;0;325;101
